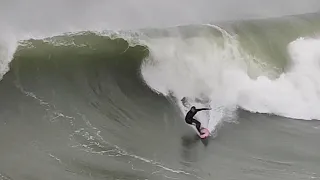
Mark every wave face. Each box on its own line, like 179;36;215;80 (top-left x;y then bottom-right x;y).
1;12;320;180
0;33;193;180
7;32;172;134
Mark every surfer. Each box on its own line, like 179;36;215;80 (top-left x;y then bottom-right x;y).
185;106;211;135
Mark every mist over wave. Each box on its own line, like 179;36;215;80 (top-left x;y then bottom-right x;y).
2;0;320;32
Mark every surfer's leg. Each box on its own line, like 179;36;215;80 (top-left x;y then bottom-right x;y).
192;119;203;135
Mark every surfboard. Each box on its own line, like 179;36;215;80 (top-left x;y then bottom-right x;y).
199;128;210;139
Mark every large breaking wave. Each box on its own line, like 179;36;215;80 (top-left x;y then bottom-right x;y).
1;13;320;136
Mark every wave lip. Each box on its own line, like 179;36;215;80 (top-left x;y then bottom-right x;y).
0;32;18;80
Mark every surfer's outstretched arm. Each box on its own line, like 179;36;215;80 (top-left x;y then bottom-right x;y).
196;108;211;112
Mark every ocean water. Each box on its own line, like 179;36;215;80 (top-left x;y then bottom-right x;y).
1;1;320;180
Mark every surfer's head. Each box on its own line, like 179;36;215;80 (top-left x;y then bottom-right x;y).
191;106;196;112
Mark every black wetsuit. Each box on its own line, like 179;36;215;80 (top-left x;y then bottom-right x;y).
185;107;210;134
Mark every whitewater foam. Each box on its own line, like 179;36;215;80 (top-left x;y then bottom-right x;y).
238;37;320;120
141;25;320;134
140;25;260;132
0;32;18;80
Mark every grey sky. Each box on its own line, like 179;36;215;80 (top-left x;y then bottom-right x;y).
0;0;320;36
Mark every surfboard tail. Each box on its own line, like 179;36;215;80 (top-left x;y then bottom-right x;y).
200;128;210;139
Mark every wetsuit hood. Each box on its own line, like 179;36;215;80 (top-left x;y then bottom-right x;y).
191;106;196;112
